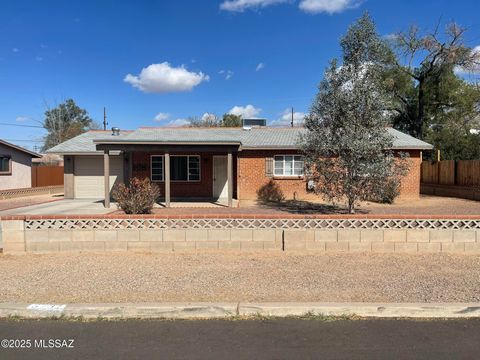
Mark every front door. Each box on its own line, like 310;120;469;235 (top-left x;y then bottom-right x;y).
213;156;228;199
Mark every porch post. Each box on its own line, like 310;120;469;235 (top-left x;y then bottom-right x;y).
104;150;110;208
227;151;233;208
165;151;171;207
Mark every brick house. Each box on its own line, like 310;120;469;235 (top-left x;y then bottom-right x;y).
47;126;433;207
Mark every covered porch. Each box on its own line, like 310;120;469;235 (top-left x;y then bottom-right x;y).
97;142;240;208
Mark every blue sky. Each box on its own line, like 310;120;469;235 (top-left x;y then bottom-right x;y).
1;0;480;151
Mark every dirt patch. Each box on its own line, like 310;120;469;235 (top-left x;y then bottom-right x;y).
1;252;479;303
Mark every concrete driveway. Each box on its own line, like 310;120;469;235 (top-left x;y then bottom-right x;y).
0;199;115;216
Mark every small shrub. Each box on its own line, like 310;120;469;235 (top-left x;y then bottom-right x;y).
112;177;160;214
257;180;285;202
370;178;401;204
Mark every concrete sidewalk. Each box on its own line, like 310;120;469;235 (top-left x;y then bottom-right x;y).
0;199;115;216
1;302;480;320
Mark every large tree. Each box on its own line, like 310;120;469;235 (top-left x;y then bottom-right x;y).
42;99;96;151
188;113;243;127
387;22;479;140
221;113;242;127
301;13;408;213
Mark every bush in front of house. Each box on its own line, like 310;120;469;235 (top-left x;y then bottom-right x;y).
112;177;160;214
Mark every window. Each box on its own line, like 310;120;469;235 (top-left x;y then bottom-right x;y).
0;155;11;175
151;156;163;181
274;155;304;177
150;155;200;182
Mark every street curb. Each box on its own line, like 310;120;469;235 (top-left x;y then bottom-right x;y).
1;302;480;319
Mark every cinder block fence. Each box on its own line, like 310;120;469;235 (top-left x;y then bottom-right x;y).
1;215;480;255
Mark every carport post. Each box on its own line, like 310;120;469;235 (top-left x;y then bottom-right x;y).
227;151;233;208
165;151;170;207
104;150;110;208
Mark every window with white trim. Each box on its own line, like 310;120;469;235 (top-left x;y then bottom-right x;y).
274;155;304;176
151;155;200;182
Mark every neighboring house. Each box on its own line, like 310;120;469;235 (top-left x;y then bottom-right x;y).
0;139;42;191
46;127;433;207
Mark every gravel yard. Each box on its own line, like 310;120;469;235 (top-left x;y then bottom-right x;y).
1;253;479;303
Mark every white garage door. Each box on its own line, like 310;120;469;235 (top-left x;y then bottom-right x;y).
74;156;124;199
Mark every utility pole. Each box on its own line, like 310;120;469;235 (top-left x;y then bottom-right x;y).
103;107;108;131
291;107;294;128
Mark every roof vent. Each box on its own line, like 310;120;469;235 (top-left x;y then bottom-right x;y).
111;127;120;136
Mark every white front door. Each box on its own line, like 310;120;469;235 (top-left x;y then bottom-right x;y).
213;156;228;199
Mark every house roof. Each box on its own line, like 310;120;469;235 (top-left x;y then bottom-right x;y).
46;127;433;154
0;139;42;158
46;130;132;155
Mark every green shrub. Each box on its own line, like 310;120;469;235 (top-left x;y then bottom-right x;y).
371;178;401;204
112;177;160;214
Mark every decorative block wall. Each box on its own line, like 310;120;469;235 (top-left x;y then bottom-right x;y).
1;215;479;255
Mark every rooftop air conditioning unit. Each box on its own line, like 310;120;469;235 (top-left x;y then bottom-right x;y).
242;118;266;127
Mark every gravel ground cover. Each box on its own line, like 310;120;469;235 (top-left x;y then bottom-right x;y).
1;253;479;303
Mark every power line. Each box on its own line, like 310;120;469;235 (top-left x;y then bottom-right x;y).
4;139;43;143
0;122;44;129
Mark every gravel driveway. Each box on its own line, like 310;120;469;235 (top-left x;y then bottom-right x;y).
1;253;479;303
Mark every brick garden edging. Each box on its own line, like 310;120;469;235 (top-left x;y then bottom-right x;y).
1;215;480;255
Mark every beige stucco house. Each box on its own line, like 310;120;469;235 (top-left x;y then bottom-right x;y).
0;139;41;190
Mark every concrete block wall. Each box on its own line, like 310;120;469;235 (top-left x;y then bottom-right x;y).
283;229;480;254
0;220;26;255
2;226;284;254
1;219;479;255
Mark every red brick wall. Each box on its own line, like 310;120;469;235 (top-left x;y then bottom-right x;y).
237;150;422;201
131;152;237;198
131;149;421;201
397;150;422;198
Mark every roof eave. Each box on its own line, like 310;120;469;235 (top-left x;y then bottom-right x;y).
92;140;242;146
0;139;42;158
45;151;122;156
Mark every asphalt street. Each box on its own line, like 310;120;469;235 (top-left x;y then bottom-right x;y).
1;318;480;359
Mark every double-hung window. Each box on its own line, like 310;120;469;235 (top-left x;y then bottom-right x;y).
151;155;200;182
0;155;11;175
274;155;304;177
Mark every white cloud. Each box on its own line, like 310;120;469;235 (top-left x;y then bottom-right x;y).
455;46;480;75
153;112;170;122
40;43;48;49
219;69;234;80
383;33;398;42
165;118;191;127
35;56;43;62
228;105;262;118
16;116;29;122
256;62;265;71
200;113;219;122
220;0;288;12
12;48;19;53
298;0;361;14
124;62;210;93
270;108;306;126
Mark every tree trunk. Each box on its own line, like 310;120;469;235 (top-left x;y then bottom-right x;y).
348;197;355;214
415;79;425;139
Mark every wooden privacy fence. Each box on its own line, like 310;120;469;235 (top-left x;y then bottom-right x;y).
31;166;64;187
421;160;480;187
